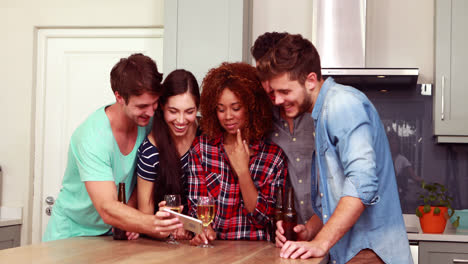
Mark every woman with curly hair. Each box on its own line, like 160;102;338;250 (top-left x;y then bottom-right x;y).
187;62;287;246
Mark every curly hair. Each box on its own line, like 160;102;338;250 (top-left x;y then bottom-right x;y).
200;62;272;143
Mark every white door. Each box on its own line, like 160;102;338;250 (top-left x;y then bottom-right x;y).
32;28;164;242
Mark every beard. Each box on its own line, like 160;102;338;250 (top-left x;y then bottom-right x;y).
298;89;313;116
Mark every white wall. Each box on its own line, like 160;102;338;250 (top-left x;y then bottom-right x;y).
252;0;313;54
0;0;164;245
252;0;435;84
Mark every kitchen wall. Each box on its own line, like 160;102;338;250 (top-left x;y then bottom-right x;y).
0;0;164;245
366;86;468;214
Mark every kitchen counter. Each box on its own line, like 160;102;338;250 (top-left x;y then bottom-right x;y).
0;207;22;227
405;214;468;243
0;218;22;227
408;229;468;243
0;237;328;264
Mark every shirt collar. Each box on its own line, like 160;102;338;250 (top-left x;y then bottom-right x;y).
311;77;336;121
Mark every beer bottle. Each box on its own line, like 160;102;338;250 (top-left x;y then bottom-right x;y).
270;187;284;243
113;182;127;240
282;187;297;241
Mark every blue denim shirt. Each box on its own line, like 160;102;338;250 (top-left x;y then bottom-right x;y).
311;78;413;264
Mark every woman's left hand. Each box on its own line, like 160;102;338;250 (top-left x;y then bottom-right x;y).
226;129;250;178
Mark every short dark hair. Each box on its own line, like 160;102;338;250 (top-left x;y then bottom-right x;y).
110;53;163;103
257;34;322;85
250;32;288;61
200;62;272;142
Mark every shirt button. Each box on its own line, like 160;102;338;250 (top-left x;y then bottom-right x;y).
320;193;324;197
284;123;288;127
304;221;308;224
332;261;336;264
292;137;296;142
298;179;303;184
275;133;279;137
313;132;316;137
300;201;304;205
323;214;328;218
296;158;300;162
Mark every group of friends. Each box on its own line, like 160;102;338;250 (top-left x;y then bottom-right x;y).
43;32;413;264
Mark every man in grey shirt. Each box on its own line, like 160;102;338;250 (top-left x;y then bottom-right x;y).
251;32;315;225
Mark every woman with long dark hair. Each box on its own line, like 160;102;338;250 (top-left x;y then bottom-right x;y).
136;69;200;239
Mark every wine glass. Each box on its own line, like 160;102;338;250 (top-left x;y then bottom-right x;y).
164;194;181;245
196;196;215;248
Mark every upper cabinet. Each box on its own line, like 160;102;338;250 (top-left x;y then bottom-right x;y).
434;0;468;143
163;0;252;85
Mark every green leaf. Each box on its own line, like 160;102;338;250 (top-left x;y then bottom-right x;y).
433;207;441;215
453;216;460;228
416;208;423;218
423;205;431;213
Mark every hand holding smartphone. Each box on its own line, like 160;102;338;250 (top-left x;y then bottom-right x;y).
163;208;203;234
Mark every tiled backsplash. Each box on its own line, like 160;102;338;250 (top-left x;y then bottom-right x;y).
364;85;468;213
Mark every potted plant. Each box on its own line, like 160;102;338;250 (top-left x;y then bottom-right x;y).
415;181;460;233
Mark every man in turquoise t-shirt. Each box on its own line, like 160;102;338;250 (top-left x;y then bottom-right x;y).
43;54;183;242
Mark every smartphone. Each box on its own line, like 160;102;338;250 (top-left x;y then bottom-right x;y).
163;208;203;234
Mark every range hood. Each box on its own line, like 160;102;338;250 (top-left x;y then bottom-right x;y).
313;0;419;89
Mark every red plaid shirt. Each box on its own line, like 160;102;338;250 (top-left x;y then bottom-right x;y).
187;134;287;240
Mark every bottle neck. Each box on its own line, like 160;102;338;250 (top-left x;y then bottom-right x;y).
118;183;126;203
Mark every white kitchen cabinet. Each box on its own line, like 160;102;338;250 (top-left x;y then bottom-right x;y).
163;0;252;85
434;0;468;143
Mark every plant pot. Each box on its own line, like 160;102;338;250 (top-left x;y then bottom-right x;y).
417;206;448;234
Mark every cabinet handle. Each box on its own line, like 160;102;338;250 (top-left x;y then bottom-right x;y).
453;259;468;263
441;75;445;120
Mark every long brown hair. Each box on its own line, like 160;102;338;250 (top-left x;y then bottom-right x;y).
152;69;200;206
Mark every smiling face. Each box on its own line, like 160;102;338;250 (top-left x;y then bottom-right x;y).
216;88;247;137
162;91;198;138
269;73;313;119
119;92;159;127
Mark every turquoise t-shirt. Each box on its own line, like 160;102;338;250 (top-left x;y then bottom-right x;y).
43;105;149;242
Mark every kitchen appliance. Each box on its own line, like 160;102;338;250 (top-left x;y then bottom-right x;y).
313;0;419;89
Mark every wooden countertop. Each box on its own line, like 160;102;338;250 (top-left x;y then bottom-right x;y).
0;236;328;264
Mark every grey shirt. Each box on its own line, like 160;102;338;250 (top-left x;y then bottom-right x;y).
269;107;315;225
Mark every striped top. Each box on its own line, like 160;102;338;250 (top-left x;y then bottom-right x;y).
136;137;189;212
136;137;189;182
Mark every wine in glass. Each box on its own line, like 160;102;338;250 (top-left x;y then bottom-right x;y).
164;194;181;244
196;196;215;248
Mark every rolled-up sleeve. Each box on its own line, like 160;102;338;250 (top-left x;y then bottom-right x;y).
326;93;379;206
245;151;287;227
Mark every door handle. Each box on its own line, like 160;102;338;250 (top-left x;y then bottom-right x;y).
441;75;445;120
45;196;55;205
453;259;468;263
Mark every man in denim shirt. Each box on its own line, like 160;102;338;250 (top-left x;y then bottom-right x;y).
257;34;412;264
